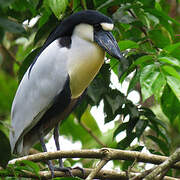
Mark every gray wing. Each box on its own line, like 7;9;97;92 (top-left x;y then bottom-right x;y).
10;39;68;155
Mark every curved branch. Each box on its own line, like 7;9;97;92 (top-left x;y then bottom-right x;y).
144;148;180;179
9;148;180;170
0;168;178;180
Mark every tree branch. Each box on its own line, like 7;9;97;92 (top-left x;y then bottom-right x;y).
86;159;108;180
9;148;180;170
0;168;178;180
144;148;180;179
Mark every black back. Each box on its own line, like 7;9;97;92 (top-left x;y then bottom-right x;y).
28;10;112;77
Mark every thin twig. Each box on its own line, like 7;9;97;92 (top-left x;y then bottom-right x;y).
80;121;106;147
86;159;108;180
96;0;114;10
0;44;21;66
157;166;170;180
130;166;157;180
127;158;138;178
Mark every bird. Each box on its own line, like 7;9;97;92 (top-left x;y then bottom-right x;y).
10;10;125;176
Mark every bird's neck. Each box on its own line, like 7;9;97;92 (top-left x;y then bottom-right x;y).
68;35;105;98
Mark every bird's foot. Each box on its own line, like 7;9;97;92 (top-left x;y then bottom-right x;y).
73;166;85;177
54;166;85;178
54;166;73;176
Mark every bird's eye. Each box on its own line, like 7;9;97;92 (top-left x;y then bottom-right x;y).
94;24;102;31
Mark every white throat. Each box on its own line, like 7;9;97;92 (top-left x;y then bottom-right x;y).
73;23;94;42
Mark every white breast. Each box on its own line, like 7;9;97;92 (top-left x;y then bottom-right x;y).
67;34;105;98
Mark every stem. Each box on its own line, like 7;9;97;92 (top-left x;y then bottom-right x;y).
0;44;21;66
86;159;108;180
80;121;106;147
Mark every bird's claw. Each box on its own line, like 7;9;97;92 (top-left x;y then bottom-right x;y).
54;166;73;176
54;166;85;177
73;166;85;178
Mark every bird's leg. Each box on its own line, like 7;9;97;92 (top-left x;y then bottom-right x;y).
53;125;85;177
53;125;63;168
53;125;73;175
39;134;54;178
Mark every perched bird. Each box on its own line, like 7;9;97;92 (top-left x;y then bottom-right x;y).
10;10;124;175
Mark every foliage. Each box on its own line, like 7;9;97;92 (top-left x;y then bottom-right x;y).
0;0;180;179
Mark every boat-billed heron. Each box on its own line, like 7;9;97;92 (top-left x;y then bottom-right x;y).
10;10;125;176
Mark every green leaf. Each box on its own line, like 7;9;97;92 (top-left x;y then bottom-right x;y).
88;78;106;104
140;64;160;101
0;71;17;114
113;122;128;139
142;108;167;130
155;2;162;11
88;65;111;104
125;55;154;91
16;160;40;177
80;108;102;137
127;70;140;94
117;132;136;150
118;40;139;51
110;58;118;75
145;8;180;26
126;103;139;119
18;48;41;82
151;71;166;100
0;130;11;168
0;0;14;8
0;17;25;34
60;109;102;149
113;5;135;24
0;27;4;43
38;9;52;28
132;55;154;67
149;29;170;48
105;94;124;115
147;135;169;155
47;0;68;19
166;75;180;101
159;57;180;68
34;15;58;45
161;85;180;123
135;119;148;139
163;65;180;81
104;90;125;123
74;99;88;120
145;8;177;38
163;42;180;54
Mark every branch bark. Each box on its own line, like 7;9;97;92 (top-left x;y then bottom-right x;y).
86;159;108;180
144;148;180;179
9;148;180;170
0;168;178;180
